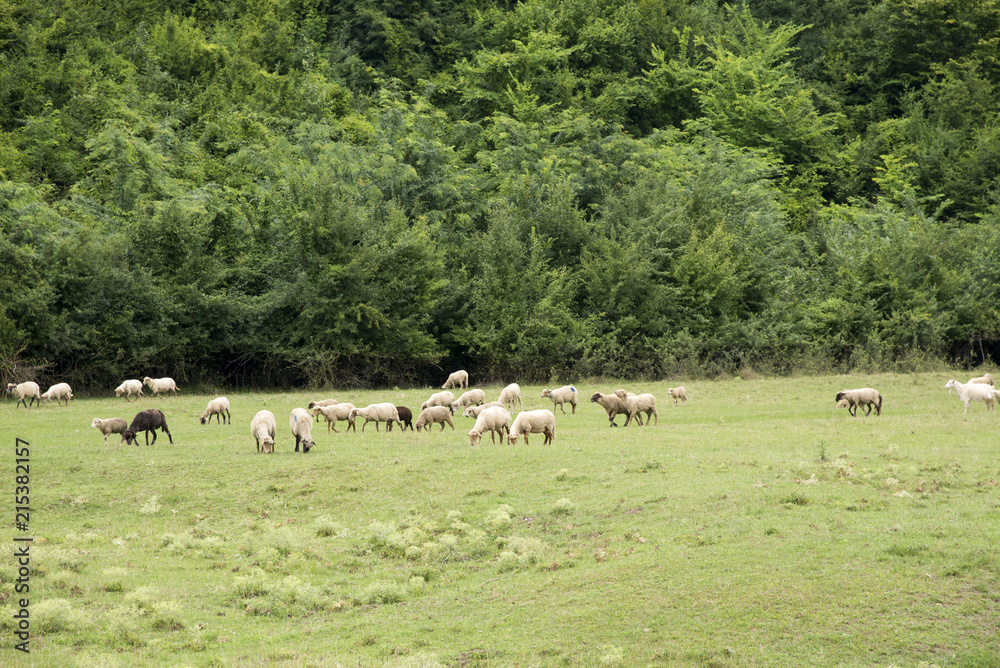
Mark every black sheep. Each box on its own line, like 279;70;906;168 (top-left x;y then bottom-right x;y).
123;409;173;445
388;406;414;432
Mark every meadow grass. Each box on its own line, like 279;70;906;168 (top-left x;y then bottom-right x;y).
1;373;999;667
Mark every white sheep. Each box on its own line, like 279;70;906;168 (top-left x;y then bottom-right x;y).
464;401;505;418
968;372;994;386
451;389;486;413
91;417;128;445
5;382;41;408
114;379;144;402
41;382;73;406
200;397;231;424
308;399;338;422
468;406;511;446
312;403;357;433
614;389;658;426
590;391;632;427
421;390;456;414
944;380;994;414
442;370;469;389
507;409;555;445
541;385;578;414
290;408;315;452
667;386;688;406
251;410;277;454
498;383;523;413
348;403;401;432
416;405;456;432
143;377;179;398
834;388;883;417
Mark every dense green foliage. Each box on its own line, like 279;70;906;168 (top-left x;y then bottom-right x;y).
2;0;999;389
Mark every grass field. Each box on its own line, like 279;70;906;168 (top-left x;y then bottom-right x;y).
1;373;999;667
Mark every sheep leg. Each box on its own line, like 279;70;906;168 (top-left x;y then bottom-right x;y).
295;435;301;452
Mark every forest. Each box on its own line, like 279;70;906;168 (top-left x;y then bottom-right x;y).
1;0;999;390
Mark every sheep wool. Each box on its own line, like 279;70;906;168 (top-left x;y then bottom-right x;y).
91;417;128;445
667;386;688;406
498;383;523;414
442;370;469;390
6;382;41;409
251;410;277;454
451;389;486;413
416;405;455;432
114;379;144;402
348;403;401;432
41;382;73;406
290;408;315;452
312;403;357;433
614;390;658;426
507;409;556;446
123;409;173;446
590;392;629;427
143;377;179;398
541;386;578;414
468;406;511;446
421;391;456;413
200;397;231;425
464;401;505;418
834;388;882;417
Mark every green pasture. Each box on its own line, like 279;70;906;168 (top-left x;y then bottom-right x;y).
1;373;998;667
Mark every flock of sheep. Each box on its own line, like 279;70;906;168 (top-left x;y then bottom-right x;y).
5;370;998;452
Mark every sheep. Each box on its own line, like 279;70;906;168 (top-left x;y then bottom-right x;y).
835;398;852;411
944;380;993;414
388;406;413;432
590;391;631;427
667;386;688;406
41;382;73;406
464;401;505;418
251;410;277;453
451;389;486;413
541;385;578;414
143;377;179;398
91;417;128;445
442;370;469;390
5;382;41;408
200;397;231;425
123;409;173;446
507;409;555;446
308;399;338;422
468;406;511;446
498;383;523;413
834;388;883;417
312;403;357;433
415;405;455;432
968;372;994;386
114;379;144;402
615;389;658;426
348;403;401;433
421;390;456;414
290;407;315;452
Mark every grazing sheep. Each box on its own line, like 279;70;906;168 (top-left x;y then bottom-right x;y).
835;398;852;411
590;391;631;427
143;377;179;398
251;410;276;453
5;382;41;408
944;380;994;414
507;409;555;445
91;417;128;445
968;373;994;386
200;397;231;424
348;403;401;432
614;390;658;426
451;389;486;413
41;382;73;406
464;401;505;418
313;403;357;433
421;391;456;414
541;385;578;414
416;405;455;432
114;379;144;402
498;383;523;413
290;408;315;452
123;409;173;446
667;386;688;406
442;370;469;390
308;399;338;422
388;406;413;432
468;406;511;446
834;388;883;417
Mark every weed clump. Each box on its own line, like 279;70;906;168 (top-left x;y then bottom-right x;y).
358;580;406;605
101;567;129;592
33;599;91;634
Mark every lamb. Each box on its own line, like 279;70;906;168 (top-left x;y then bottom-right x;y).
468;406;511;446
388;406;413;432
421;390;456;414
507;409;555;445
312;403;357;433
91;417;128;445
834;388;883;417
114;379;144;401
944;380;993;414
667;386;688;406
41;382;73;406
498;383;523;413
348;403;401;432
464;401;505;418
442;370;469;390
415;405;455;432
251;410;277;453
308;399;337;422
451;389;486;413
615;389;658;426
5;382;41;408
143;377;179;398
541;385;578;414
968;372;994;386
590;391;631;427
290;407;315;452
200;397;231;424
123;409;173;446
